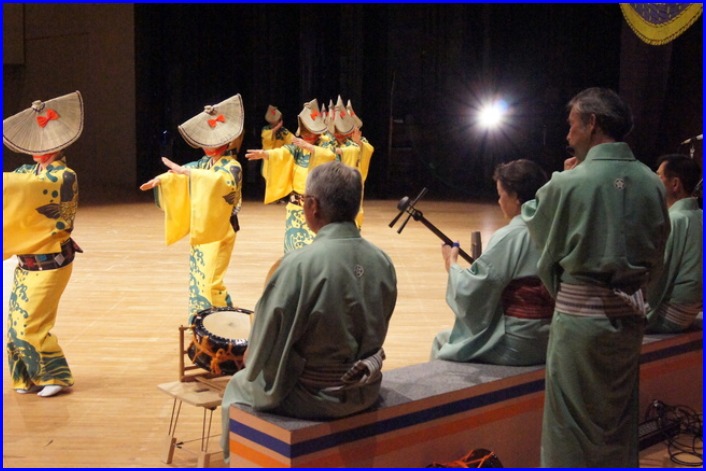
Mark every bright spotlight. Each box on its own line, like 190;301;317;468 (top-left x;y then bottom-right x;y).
478;100;507;129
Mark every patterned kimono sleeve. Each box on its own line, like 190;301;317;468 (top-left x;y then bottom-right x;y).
261;127;294;179
155;172;191;245
338;143;362;171
315;135;339;158
358;139;374;182
309;145;337;168
262;147;295;204
3;169;74;259
261;126;294;150
189;166;238;245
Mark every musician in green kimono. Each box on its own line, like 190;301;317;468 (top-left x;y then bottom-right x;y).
647;154;702;332
221;161;397;462
432;159;553;366
522;87;670;467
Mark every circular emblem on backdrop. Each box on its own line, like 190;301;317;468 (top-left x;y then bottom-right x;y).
353;264;365;278
614;178;626;190
619;3;702;46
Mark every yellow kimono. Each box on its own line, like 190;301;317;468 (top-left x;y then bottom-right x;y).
260;140;337;252
337;137;373;228
3;157;78;390
260;125;294;178
154;155;243;323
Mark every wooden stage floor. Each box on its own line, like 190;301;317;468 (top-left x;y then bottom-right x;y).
2;198;694;467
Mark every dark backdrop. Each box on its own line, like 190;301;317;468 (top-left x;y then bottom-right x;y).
134;4;702;201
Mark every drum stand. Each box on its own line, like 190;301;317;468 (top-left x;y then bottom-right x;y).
157;325;232;467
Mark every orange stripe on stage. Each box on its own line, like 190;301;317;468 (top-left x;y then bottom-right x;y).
230;392;545;467
640;350;701;381
300;393;545;468
231;440;288;468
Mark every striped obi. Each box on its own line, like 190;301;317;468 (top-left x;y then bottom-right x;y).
656;301;702;328
501;277;555;319
17;238;82;271
556;283;648;317
298;348;385;393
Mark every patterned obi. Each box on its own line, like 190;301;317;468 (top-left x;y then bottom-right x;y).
298;348;386;393
501;276;555;320
555;282;647;317
289;192;305;206
17;238;83;271
655;301;702;328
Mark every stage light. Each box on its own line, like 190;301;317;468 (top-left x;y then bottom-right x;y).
478;100;508;129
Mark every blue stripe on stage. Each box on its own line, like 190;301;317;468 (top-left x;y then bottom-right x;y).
231;377;545;459
231;336;701;459
639;338;702;364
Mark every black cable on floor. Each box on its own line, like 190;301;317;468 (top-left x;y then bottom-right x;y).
643;400;703;467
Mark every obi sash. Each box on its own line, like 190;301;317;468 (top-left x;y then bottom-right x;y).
501;276;554;319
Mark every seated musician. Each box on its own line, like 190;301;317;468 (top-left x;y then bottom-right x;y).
221;161;397;461
646;154;703;333
431;159;554;366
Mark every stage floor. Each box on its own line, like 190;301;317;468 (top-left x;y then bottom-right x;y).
3;199;697;467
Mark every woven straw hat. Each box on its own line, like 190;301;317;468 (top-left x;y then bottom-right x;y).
325;99;334;134
334;95;355;135
296;99;327;135
346;99;363;129
3;90;84;155
178;93;244;149
265;105;281;125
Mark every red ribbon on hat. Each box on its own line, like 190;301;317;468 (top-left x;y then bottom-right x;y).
36;109;59;128
208;114;225;128
310;111;320;120
340;111;346;118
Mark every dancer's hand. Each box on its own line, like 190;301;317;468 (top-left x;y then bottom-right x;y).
245;149;267;160
162;156;190;175
139;178;159;191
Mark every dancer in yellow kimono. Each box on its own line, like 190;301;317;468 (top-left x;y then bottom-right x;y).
246;99;337;252
140;94;244;324
259;105;293;180
332;96;373;228
260;105;293;151
3;90;84;397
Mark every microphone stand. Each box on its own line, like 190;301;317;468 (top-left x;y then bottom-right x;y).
389;188;475;264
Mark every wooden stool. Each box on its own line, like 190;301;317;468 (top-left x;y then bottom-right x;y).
158;378;229;467
158;325;234;467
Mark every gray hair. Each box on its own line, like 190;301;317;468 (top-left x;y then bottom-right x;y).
306;161;362;222
567;87;634;141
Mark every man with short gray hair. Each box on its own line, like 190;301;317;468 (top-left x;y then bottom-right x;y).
221;161;397;462
522;87;670;467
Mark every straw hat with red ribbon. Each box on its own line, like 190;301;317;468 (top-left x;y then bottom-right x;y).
334;95;356;135
346;99;363;129
3;90;84;155
265;105;282;125
178;93;244;150
296;99;328;136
